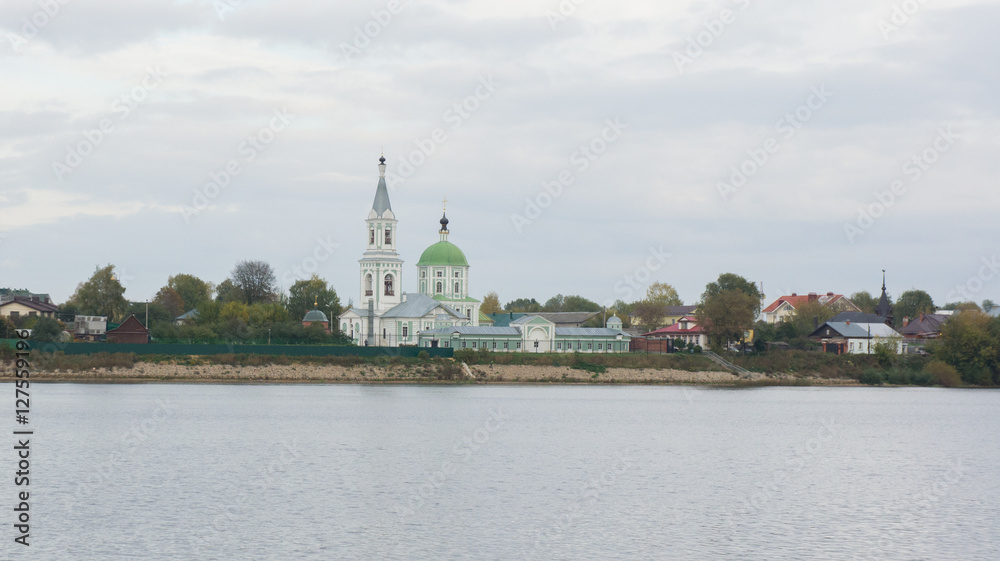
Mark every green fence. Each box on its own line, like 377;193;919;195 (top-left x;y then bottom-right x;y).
0;340;454;358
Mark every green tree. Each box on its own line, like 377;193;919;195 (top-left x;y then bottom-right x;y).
154;286;186;318
561;295;601;312
231;260;278;305
940;301;981;313
790;300;837;336
983;299;997;313
936;311;1000;385
0;316;16;339
287;275;341;322
481;291;502;315
504;298;541;312
65;265;128;321
215;279;243;303
702;273;763;316
29;317;65;343
850;291;878;314
632;300;666;329
646;282;683;306
698;274;760;349
608;299;634;327
167;274;212;311
895;290;936;321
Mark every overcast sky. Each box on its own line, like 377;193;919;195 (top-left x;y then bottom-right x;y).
1;0;997;311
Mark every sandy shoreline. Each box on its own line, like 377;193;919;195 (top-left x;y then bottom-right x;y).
9;362;859;386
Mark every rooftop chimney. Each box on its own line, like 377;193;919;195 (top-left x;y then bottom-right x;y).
808;292;818;302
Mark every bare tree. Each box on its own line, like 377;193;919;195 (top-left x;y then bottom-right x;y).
231;260;277;305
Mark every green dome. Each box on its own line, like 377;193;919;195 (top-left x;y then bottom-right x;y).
303;309;328;323
417;241;469;267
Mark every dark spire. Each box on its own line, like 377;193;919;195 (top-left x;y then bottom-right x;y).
877;269;894;326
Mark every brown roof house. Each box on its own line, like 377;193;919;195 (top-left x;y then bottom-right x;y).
106;315;149;344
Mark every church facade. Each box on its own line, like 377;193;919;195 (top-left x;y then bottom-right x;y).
339;157;481;346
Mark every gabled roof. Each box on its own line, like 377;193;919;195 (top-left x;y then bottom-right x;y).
420;326;520;336
810;322;902;339
898;313;948;336
762;293;850;314
830;311;886;324
0;299;59;313
644;317;704;336
988;307;1000;318
175;309;200;321
555;327;629;338
381;293;463;319
510;314;555;326
663;305;697;316
107;314;148;334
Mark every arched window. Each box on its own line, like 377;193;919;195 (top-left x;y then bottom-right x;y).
454;281;460;295
369;229;375;244
385;228;392;244
421;281;426;294
436;281;442;294
384;274;394;296
365;274;373;296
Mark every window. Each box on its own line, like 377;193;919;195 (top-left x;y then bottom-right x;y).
516;342;521;349
369;229;375;244
10;311;19;319
421;271;426;278
384;274;394;296
493;342;497;349
534;341;539;348
454;271;460;278
365;274;373;296
577;342;582;350
466;309;471;319
436;271;443;277
436;282;443;294
455;282;460;295
598;343;603;350
557;343;561;350
28;311;37;317
402;326;408;338
472;342;477;349
588;343;592;350
444;341;450;348
385;228;392;244
462;341;467;348
503;342;508;349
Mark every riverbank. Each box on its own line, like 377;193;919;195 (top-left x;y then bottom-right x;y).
11;362;860;386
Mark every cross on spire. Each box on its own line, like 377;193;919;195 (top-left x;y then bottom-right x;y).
443;196;448;212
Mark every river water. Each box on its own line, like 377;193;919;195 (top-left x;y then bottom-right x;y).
6;383;998;560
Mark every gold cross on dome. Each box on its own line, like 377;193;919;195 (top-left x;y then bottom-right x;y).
442;196;447;212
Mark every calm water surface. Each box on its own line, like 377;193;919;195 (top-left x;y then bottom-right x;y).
6;383;999;560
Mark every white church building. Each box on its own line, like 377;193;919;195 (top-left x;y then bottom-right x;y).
339;156;482;346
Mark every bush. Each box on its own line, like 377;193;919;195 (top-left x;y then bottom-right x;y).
692;345;703;354
859;369;884;386
924;360;961;387
417;351;430;360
